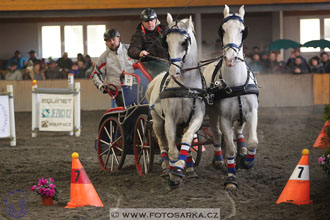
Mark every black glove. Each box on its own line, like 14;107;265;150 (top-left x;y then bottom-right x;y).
99;84;109;94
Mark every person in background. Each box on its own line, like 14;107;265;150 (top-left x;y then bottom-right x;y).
71;60;86;78
77;53;84;63
249;53;264;74
26;61;46;80
27;50;38;65
290;56;309;74
274;53;288;73
267;52;277;73
320;52;330;73
309;56;324;73
93;28;135;107
128;8;168;78
5;62;23;80
57;52;73;77
6;50;28;70
45;61;63;79
84;55;93;71
259;52;270;73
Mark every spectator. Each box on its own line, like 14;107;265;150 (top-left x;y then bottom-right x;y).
70;61;86;78
45;61;62;79
5;62;23;80
249;53;264;74
57;52;73;77
27;50;38;65
286;48;308;71
77;53;84;63
309;56;324;73
290;56;309;74
243;46;251;63
84;55;93;71
251;46;261;57
273;53;288;73
259;52;270;73
320;52;330;73
128;8;168;77
6;50;28;70
267;52;277;73
27;61;46;80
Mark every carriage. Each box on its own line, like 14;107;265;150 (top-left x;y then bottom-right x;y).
95;6;258;190
94;61;210;176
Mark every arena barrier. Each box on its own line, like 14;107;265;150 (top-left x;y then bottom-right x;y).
0;85;16;146
31;75;81;137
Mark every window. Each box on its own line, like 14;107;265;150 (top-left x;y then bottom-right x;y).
300;19;320;52
41;26;61;59
40;24;106;59
87;25;106;57
64;25;83;58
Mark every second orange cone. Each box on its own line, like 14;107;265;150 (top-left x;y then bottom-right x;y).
276;149;312;205
65;152;103;208
313;121;330;148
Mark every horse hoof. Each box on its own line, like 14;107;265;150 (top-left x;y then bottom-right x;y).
237;156;254;170
224;176;238;191
168;179;182;189
185;171;199;179
212;159;227;173
169;173;183;189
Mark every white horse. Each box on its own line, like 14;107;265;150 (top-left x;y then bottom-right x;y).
146;13;206;188
203;5;259;191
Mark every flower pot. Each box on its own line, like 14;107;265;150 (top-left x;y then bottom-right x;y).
41;196;54;206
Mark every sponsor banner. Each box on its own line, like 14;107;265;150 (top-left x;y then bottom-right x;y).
39;94;73;131
0;95;10;138
109;208;221;220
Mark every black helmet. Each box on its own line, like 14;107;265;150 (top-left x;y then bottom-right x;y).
104;29;120;41
140;8;157;22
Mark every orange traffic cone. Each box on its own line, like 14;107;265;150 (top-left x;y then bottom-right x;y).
65;152;104;208
276;149;312;205
313;121;330;149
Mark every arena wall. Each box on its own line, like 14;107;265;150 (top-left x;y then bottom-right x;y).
0;73;327;112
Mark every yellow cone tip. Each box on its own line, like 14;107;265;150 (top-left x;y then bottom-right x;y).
302;149;309;155
32;80;37;85
72;152;79;159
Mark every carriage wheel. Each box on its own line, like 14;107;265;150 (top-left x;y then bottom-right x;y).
190;132;204;167
134;114;154;176
97;116;126;172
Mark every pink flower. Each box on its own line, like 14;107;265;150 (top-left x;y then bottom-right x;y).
49;178;55;182
49;184;55;189
30;185;37;191
318;156;325;165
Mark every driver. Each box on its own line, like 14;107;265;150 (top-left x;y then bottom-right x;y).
93;28;135;107
128;8;169;78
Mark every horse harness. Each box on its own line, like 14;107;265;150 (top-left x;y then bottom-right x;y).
158;71;207;127
207;57;259;126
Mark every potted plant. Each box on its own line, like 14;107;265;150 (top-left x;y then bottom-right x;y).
31;177;58;206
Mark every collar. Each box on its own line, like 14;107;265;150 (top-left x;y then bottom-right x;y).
109;43;123;55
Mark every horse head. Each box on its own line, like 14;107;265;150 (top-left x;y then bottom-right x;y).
166;13;195;78
220;5;247;67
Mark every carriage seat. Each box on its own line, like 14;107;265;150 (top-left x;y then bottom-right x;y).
120;62;152;107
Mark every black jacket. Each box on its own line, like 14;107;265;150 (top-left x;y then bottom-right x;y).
128;23;168;62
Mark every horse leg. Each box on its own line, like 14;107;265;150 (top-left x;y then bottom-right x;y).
165;118;183;188
185;150;199;179
234;121;247;156
221;118;238;191
208;107;226;171
151;112;169;176
240;109;258;169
